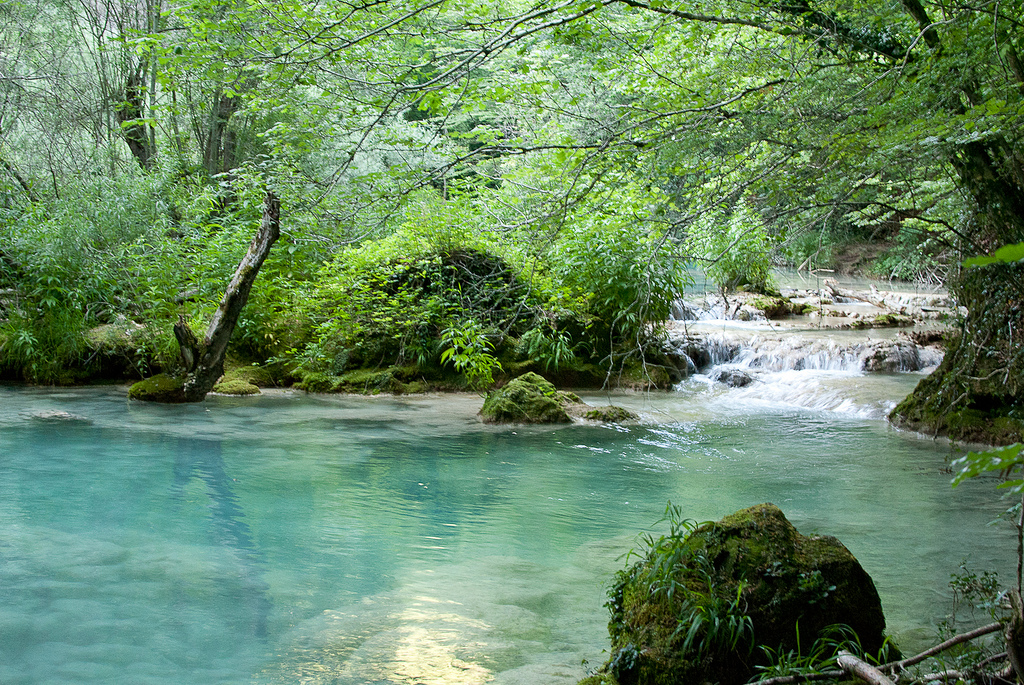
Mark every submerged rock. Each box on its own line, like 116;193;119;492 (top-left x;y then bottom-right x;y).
26;410;91;423
480;372;580;424
592;503;889;685
709;367;755;387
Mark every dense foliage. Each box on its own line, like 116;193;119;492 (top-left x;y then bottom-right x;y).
1;0;1022;397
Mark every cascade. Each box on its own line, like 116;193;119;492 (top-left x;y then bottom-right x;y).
659;274;950;419
662;326;944;420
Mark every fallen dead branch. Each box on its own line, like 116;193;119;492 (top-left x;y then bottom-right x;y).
885;622;1003;673
838;650;894;685
751;622;1005;685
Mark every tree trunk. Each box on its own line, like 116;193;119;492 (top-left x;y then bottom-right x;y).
117;59;157;171
131;191;280;403
203;91;239;176
952;141;1024;251
0;155;39;203
1006;589;1024;681
883;0;1024;444
889;260;1024;444
181;190;280;401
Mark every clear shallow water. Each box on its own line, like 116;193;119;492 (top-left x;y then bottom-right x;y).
0;382;1013;684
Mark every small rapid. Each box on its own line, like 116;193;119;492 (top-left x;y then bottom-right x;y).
662;324;944;420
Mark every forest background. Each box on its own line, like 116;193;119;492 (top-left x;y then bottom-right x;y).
0;0;1022;441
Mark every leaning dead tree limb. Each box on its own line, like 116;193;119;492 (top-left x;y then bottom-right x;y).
174;189;281;402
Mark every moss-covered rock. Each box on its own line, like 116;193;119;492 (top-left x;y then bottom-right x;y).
294;370;339;393
211;379;261;395
749;295;796;319
582;405;639;423
598;503;889;685
891;262;1024;445
77;320;155;381
220;359;280;387
850;313;915;329
480;371;577;423
128;373;187;402
615;361;676;391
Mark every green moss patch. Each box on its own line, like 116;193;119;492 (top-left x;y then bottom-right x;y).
212;379;261;395
128;373;187;402
480;371;578;423
581;405;639;423
220;359;281;387
850;313;914;329
293;365;446;395
749;295;796;319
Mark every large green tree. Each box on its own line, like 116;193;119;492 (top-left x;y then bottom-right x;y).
465;0;1023;440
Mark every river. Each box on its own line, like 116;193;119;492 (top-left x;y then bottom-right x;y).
0;344;1012;683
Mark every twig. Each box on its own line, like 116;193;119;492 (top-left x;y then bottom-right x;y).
917;668;964;682
977;650;1009;668
882;622;1003;672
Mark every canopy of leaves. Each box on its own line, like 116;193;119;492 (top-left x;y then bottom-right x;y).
1;0;1022;389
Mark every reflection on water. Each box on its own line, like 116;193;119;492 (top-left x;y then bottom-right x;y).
172;437;271;640
0;384;1012;684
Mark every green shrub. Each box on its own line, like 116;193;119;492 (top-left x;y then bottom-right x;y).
293;196;552;383
688;202;776;293
551;219;686;359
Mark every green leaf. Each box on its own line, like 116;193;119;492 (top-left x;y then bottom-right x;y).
951;443;1024;490
964;243;1024;268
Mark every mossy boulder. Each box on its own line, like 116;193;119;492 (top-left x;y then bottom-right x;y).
891;262;1024;445
211;379;261;395
294;365;445;395
80;320;155;380
480;371;578;423
600;503;888;685
749;295;796;319
582;405;640;423
220;359;280;388
128;373;187;402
